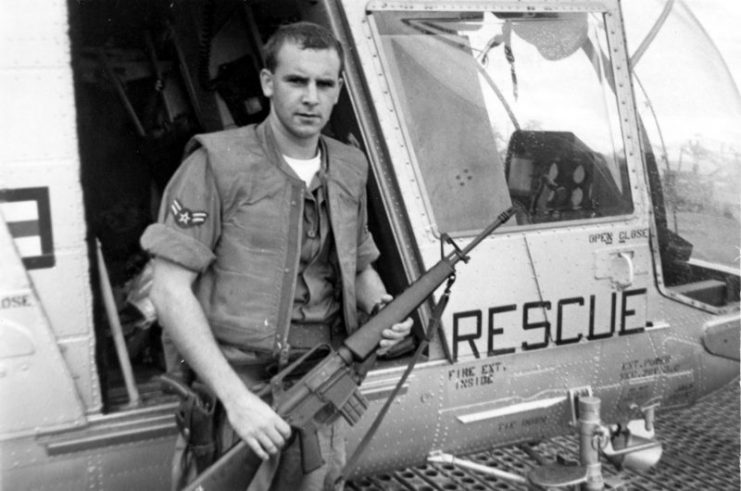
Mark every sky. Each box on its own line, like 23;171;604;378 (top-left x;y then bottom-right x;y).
683;0;741;89
618;0;741;155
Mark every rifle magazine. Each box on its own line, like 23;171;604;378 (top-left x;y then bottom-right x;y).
340;390;369;426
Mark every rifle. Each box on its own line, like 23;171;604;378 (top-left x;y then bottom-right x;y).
183;206;516;491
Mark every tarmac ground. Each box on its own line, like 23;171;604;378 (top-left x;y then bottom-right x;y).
349;379;740;490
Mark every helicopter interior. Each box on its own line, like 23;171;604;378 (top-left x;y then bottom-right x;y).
503;130;631;224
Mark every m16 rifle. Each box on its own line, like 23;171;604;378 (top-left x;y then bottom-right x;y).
183;206;516;491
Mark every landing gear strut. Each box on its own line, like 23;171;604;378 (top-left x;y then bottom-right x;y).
427;396;662;490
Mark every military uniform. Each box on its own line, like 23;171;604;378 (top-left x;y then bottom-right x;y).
142;121;379;490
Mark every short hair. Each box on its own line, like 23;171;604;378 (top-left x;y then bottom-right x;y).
263;21;345;75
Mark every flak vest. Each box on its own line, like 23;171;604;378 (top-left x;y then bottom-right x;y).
149;123;374;360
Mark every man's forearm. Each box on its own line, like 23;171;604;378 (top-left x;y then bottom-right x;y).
354;264;414;354
150;258;291;459
150;260;247;406
355;265;388;314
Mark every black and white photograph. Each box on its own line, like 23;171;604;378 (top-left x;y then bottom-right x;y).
1;1;738;489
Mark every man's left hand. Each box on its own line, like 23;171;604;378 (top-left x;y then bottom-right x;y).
375;294;413;355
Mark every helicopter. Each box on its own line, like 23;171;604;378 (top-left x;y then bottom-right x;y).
1;0;738;489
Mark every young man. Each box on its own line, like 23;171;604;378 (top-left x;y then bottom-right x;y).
142;22;412;490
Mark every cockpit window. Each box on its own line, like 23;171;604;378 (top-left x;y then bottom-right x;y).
372;10;633;234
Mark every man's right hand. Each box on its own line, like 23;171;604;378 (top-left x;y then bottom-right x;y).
224;390;292;460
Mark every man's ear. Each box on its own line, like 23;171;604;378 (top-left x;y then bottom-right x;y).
260;68;274;98
334;77;344;103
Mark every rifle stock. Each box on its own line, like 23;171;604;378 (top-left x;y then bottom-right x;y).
183;440;260;491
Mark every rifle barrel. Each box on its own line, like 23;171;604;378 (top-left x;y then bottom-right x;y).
457;206;516;258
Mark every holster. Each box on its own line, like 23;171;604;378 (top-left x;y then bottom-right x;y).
165;375;221;473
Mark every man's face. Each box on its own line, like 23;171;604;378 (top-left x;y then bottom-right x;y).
260;42;343;143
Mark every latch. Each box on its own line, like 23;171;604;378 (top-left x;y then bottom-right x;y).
594;246;648;289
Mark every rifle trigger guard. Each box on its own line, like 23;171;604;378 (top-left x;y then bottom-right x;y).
440;233;470;263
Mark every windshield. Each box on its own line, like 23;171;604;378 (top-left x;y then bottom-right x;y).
623;0;740;288
372;10;633;234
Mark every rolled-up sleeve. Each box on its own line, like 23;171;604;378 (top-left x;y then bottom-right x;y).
141;148;221;272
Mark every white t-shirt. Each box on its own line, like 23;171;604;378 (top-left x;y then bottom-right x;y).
283;151;321;186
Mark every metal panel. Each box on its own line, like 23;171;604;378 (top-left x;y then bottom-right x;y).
525;229;651;342
0;218;86;438
0;0;78;166
350;368;443;475
651;294;739;397
1;0;99;415
58;336;103;414
27;248;94;339
1;405;177;491
0;68;79;163
0;0;69;69
702;313;741;360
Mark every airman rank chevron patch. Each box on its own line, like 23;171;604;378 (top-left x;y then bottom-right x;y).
170;199;208;228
